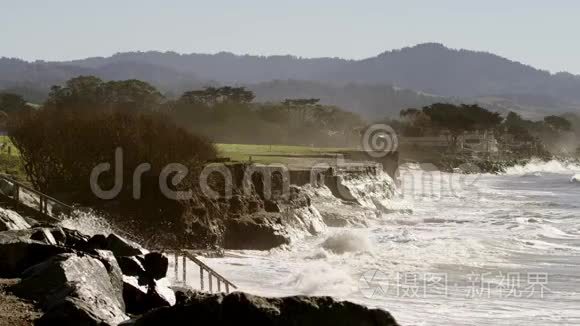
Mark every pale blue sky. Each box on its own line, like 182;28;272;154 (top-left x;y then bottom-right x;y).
1;0;579;73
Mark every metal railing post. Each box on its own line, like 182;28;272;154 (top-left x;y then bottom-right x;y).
182;255;187;285
200;266;204;291
174;252;179;282
209;274;213;293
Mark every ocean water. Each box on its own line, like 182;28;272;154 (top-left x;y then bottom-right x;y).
185;160;580;325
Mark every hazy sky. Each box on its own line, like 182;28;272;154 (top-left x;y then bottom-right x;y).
2;0;579;73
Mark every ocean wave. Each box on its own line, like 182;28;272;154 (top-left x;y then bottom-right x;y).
321;230;373;254
504;159;580;176
283;262;356;296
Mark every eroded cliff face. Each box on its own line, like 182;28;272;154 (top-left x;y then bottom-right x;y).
134;163;398;251
174;168;396;251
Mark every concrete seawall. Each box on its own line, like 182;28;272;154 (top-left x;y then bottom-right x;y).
216;150;398;202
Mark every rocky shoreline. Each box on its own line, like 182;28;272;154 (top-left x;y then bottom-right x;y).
0;200;400;325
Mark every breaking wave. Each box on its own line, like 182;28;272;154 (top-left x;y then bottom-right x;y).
504;159;580;176
283;261;356;296
321;230;373;254
59;209;115;236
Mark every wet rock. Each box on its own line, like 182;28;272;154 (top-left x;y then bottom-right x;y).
106;233;147;257
248;200;262;213
12;253;128;325
94;249;125;308
264;199;281;213
123;276;149;314
87;233;107;250
143;252;169;281
117;256;146;277
29;228;58;245
122;291;399;326
0;207;31;231
224;213;290;250
123;276;176;315
0;229;72;277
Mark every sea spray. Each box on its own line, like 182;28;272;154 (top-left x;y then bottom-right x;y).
59;209;116;236
321;230;373;254
504;159;580;175
283;261;356;296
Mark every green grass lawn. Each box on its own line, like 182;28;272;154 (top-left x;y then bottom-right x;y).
0;135;27;182
216;143;350;163
0;138;352;180
0;135;19;157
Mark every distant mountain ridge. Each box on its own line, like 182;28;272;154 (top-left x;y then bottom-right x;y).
1;43;579;118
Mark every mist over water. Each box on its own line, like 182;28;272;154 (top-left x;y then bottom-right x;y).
197;161;580;325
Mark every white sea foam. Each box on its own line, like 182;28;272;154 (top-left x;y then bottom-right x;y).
282;261;356;296
189;167;580;325
504;159;580;175
320;230;373;254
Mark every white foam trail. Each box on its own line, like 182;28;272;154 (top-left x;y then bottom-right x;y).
504;159;580;176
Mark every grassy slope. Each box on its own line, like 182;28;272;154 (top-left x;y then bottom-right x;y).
0;136;27;182
0;139;352;180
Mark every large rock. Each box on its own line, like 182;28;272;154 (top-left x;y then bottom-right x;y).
223;213;290;250
94;249;126;308
0;228;72;277
122;291;399;326
123;275;175;315
143;252;169;281
117;255;146;277
12;253;128;325
106;233;147;257
0;207;31;231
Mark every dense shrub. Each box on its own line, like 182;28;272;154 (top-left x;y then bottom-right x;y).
8;107;216;201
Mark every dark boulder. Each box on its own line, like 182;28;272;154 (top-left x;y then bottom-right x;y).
123;275;176;315
87;233;108;250
224;214;290;250
106;233;147;257
143;252;169;281
12;253;128;325
122;291;399;326
117;256;146;277
0;228;72;277
59;227;91;249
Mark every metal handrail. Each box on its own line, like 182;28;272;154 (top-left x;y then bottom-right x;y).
0;174;74;220
183;250;237;290
167;249;237;293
